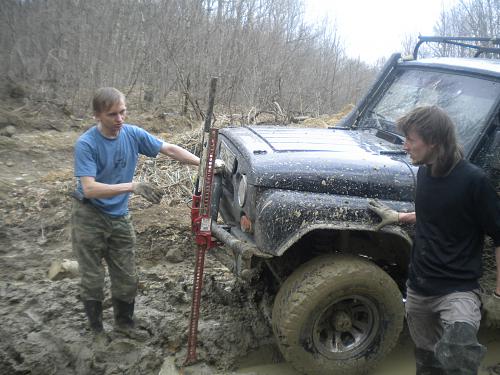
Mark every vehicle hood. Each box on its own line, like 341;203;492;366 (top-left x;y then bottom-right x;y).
219;126;417;201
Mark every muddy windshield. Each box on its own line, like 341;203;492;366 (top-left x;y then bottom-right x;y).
359;68;500;153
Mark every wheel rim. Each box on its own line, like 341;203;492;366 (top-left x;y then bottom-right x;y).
312;295;380;359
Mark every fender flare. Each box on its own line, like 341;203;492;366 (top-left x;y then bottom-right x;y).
273;221;413;257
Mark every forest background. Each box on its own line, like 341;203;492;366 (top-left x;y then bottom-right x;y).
2;0;500;122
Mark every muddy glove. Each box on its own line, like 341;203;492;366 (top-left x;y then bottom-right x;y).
133;182;164;204
367;199;399;230
214;158;225;174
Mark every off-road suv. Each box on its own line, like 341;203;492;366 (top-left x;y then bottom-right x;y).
208;36;500;375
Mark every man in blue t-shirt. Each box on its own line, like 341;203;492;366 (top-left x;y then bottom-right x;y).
72;87;199;336
369;106;500;375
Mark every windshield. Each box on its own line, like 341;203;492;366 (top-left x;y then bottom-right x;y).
359;68;500;154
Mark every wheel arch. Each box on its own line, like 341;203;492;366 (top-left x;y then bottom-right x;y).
267;223;412;291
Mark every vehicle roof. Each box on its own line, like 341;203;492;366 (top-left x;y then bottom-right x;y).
402;57;500;78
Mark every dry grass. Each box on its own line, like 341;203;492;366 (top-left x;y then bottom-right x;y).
301;104;354;128
134;129;202;205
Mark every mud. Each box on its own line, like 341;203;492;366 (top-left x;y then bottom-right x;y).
233;327;500;375
1;96;499;375
0;116;274;374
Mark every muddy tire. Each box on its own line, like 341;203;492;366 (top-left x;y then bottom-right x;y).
272;254;404;375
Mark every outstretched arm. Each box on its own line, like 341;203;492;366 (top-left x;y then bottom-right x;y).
160;143;199;166
399;211;416;224
367;199;416;230
368;199;417;230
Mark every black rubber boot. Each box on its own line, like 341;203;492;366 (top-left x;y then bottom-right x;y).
435;322;486;375
415;348;445;375
112;298;135;328
83;300;103;332
112;298;148;340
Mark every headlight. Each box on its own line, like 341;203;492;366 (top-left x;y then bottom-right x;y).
237;174;247;207
219;141;236;174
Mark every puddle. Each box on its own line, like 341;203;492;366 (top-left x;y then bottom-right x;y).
232;326;500;375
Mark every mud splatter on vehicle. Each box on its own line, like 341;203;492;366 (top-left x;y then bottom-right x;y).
207;36;500;375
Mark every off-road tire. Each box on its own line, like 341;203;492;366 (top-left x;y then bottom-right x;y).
272;254;404;375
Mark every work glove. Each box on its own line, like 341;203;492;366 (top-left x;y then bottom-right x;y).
367;199;399;230
214;158;225;174
133;182;164;204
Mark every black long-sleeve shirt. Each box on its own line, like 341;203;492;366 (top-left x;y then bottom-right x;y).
408;160;500;296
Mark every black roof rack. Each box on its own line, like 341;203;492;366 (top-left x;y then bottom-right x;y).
413;36;500;59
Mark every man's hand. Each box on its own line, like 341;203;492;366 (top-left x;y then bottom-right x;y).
133;182;164;204
367;199;399;230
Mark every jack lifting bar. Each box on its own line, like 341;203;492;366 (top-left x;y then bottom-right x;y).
184;77;218;366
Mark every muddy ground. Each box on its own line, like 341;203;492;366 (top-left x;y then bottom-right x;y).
1;92;499;375
0;92;275;375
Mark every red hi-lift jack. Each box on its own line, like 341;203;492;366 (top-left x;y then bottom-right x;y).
184;78;219;366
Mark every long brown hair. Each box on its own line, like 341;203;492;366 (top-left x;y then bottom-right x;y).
397;106;463;177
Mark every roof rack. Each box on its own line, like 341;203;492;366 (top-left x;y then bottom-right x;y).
413;36;500;59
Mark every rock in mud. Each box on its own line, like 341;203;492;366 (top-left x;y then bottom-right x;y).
48;259;79;281
0;125;16;137
165;247;184;263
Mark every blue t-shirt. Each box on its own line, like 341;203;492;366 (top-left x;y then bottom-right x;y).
74;124;163;216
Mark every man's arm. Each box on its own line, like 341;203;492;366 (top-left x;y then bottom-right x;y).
80;176;134;199
80;176;163;203
399;211;416;224
367;199;416;230
160;143;199;166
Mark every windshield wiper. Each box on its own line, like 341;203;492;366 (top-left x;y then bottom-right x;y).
368;110;387;125
363;110;405;144
374;128;405;145
358;110;390;131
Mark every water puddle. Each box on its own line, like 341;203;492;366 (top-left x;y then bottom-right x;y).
233;327;500;375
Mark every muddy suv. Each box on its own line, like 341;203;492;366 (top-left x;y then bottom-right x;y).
208;37;500;375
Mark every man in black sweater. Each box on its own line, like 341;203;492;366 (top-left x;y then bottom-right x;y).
369;106;500;375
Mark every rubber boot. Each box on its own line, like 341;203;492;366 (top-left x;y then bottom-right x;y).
83;300;103;333
435;322;486;375
112;298;148;340
112;298;135;328
415;348;445;375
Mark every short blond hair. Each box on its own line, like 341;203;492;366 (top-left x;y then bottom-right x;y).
92;87;125;114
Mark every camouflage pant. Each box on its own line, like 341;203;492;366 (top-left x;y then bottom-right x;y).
71;200;138;303
406;285;486;374
405;286;482;351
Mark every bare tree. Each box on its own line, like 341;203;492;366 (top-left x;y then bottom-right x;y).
433;0;500;56
0;0;379;117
